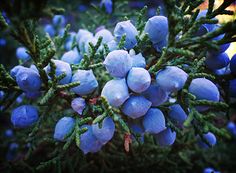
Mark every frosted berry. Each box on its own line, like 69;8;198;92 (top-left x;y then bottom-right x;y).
11;105;39;128
122;95;152;119
127;67;151;93
101;78;129;107
71;69;98;95
54;117;75;141
143;108;166;134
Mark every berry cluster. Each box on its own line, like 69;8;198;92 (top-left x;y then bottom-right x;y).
1;2;236;170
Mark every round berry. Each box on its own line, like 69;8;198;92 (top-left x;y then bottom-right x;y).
71;69;98;95
144;16;168;44
189;78;220;111
154;128;176;146
92;117;115;144
197;132;217;148
71;97;86;115
203;168;215;173
122;95;152;119
226;121;236;136
114;20;138;49
205;52;230;70
103;50;132;78
143;108;166;134
79;125;103;154
76;29;93;43
45;60;72;85
61;50;82;65
127;67;151;93
54;117;75;141
52;15;65;27
12;66;42;92
16;47;30;60
44;24;55;37
95;29;114;43
101;78;129;107
169;104;188;127
11;105;39;128
156;66;188;92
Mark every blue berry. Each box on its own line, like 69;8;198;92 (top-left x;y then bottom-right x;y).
76;29;93;43
11;105;39;128
101;78;129;107
44;24;55;37
143;108;166;134
95;29;114;43
230;54;236;75
142;83;169;106
100;0;113;14
205;52;230;70
114;20;138;49
11;66;42;92
198;132;217;148
169;104;187;127
122;95;152;119
226;121;236;136
127;67;151;93
156;66;188;92
16;94;24;103
130;53;146;68
78;34;93;53
16;47;30;60
203;168;215;173
229;79;236;97
52;15;66;27
45;60;72;85
4;129;14;138
0;90;4;100
103;50;132;78
9;142;19;151
79;125;103;154
54;117;75;141
144;16;168;44
189;78;220;111
71;97;86;115
61;50;82;65
71;69;98;95
92;117;115;144
0;38;6;46
107;40;118;51
154;128;176;146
